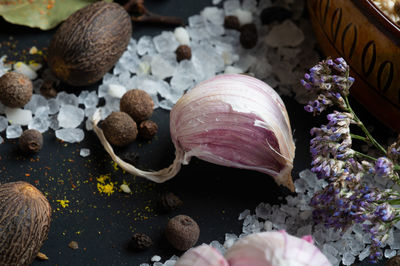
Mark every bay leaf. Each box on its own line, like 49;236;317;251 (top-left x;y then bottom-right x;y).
0;0;113;30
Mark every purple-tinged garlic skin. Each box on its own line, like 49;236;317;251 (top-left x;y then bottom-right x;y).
175;244;229;266
224;231;332;266
170;74;295;191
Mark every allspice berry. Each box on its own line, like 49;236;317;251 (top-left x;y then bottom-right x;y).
0;72;33;108
240;23;258;49
19;129;43;153
159;192;183;213
101;112;138;147
224;15;240;30
139;120;158;140
120;89;154;122
165;215;200;251
175;45;192;62
130;233;153;250
387;255;400;266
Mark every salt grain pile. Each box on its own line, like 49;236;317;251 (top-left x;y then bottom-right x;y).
0;0;390;265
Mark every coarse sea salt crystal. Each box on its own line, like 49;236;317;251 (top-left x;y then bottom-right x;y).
28;116;50;133
13;62;37;80
137;36;156;56
0;116;8;132
201;6;225;25
174;27;190;46
151;255;161;262
120;184;131;194
55;128;84;143
6;124;22;139
223;0;241;15
58;105;85;128
80;148;90;157
56;91;79;107
153;31;179;53
265;20;305;48
5;108;32;126
224;66;243;74
234;9;253;25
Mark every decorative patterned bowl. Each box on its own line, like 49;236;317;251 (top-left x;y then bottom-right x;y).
307;0;400;132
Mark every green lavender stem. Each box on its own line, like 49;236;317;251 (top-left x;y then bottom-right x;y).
354;151;377;161
344;96;387;155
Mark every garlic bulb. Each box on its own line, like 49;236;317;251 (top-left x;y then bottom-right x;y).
224;231;332;266
175;244;228;266
92;74;295;190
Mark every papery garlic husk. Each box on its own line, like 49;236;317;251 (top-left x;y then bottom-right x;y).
224;231;332;266
175;244;229;266
92;74;295;190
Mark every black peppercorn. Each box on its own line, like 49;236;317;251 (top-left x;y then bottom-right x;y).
175;45;192;62
130;233;153;250
139;120;158;140
18;129;43;153
260;6;293;25
0;72;33;108
240;23;258;49
101;112;138;147
159;192;183;212
120;89;154;123
224;15;240;30
165;215;200;251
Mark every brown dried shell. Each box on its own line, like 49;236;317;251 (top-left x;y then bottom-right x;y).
48;2;132;86
0;181;51;266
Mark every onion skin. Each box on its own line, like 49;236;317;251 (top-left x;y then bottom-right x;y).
170;74;295;191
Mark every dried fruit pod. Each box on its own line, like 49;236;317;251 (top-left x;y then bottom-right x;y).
0;181;51;266
48;2;132;86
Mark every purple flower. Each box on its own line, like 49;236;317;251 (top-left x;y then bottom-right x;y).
374;157;393;178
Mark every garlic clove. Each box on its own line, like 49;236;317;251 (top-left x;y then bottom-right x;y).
175;244;229;266
224;231;332;266
170;74;295;191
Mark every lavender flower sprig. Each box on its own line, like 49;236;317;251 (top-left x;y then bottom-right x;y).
302;58;400;263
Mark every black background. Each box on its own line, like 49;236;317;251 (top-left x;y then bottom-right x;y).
0;0;397;265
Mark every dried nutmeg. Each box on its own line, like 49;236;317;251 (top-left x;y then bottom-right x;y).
224;15;240;30
0;181;51;266
159;192;183;212
139;120;158;140
0;72;33;108
240;23;258;49
175;45;192;62
19;129;43;153
387;255;400;266
120;89;154;122
101;112;138;147
165;215;200;251
130;233;153;250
